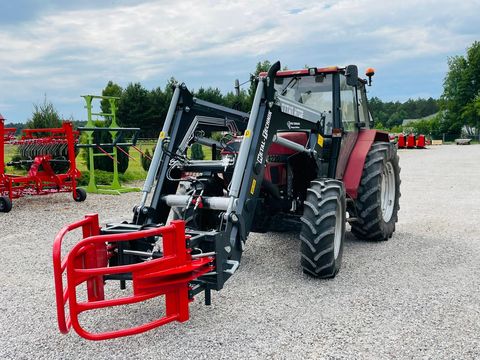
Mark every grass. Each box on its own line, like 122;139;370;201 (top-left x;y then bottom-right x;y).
3;145;24;175
187;145;213;159
76;144;149;186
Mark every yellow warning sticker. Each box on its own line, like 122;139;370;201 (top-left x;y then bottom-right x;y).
317;134;324;147
250;178;257;195
245;129;251;138
159;131;166;139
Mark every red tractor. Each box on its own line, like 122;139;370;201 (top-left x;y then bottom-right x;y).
53;62;400;340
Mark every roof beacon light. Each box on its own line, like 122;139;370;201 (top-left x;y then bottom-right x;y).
366;67;375;86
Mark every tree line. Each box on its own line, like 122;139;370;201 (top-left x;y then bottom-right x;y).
13;43;480;140
384;41;480;138
369;97;440;130
101;80;252;138
99;62;273;138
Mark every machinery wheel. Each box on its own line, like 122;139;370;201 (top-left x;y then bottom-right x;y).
0;196;12;213
351;142;400;241
73;188;87;202
300;179;346;278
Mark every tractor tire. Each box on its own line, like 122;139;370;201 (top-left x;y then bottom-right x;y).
73;188;87;202
300;179;346;278
0;196;12;213
351;142;400;241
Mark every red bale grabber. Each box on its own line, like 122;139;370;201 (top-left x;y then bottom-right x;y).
53;216;214;340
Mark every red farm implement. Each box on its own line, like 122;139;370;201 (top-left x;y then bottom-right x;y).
396;133;426;149
0;115;86;212
53;215;214;340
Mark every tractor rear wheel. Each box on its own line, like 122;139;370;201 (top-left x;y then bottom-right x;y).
300;179;346;278
351;142;400;241
0;196;12;213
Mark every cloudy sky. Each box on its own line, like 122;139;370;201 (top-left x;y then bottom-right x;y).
0;0;478;123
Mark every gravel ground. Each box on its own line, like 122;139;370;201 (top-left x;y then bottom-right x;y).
1;145;479;359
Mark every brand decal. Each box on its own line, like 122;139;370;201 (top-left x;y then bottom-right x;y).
286;121;300;129
256;110;272;164
281;103;304;119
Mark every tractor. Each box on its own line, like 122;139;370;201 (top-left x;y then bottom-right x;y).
53;61;400;340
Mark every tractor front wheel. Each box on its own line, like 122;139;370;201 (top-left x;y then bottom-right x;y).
300;179;346;278
0;196;12;213
351;142;400;241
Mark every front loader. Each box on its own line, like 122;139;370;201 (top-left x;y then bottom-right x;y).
53;62;400;340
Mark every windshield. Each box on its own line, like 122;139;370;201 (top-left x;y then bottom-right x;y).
274;74;333;114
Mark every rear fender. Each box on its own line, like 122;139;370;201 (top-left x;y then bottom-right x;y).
342;130;389;199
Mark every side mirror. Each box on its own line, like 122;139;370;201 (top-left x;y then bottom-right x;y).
345;65;359;87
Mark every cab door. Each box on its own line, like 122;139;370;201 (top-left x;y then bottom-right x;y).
335;74;360;179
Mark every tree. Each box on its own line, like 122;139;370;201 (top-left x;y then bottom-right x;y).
101;81;123;122
26;97;62;130
116;82;152;136
408;114;443;138
248;60;272;103
4;122;25;136
223;89;251;112
147;87;168;136
194;87;224;104
440;41;480;137
190;143;204;160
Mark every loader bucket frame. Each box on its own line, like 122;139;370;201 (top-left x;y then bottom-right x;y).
53;215;213;340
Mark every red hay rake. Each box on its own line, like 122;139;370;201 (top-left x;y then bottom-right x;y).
0;115;86;212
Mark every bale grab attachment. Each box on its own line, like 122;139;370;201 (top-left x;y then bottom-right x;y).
53;216;214;340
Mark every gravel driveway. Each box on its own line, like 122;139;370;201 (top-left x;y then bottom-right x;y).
1;145;479;359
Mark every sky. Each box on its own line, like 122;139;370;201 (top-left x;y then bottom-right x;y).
0;0;479;123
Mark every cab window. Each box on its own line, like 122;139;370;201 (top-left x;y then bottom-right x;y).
339;75;357;131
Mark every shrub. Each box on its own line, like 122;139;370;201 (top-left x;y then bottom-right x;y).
191;143;204;160
141;148;154;171
82;121;130;173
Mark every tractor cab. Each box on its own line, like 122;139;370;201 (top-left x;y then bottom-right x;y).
262;65;376;181
262;66;373;134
